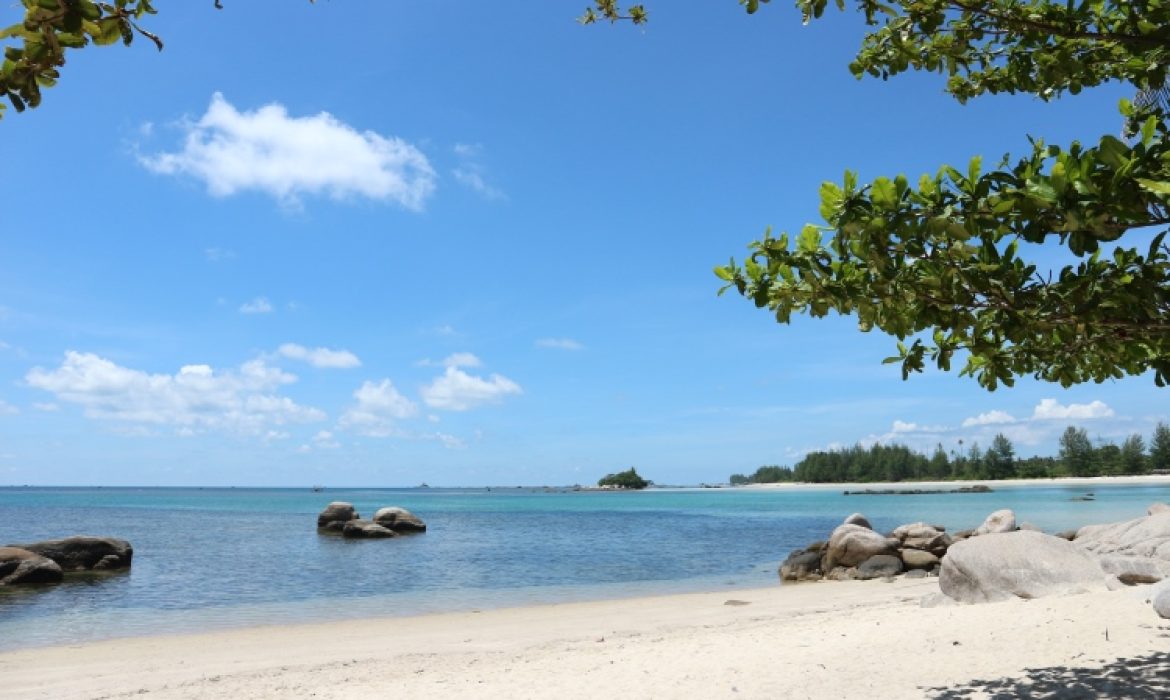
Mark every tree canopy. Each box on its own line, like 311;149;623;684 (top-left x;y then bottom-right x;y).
709;0;1170;390
597;467;651;489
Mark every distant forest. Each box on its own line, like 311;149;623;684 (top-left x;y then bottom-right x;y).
730;423;1170;484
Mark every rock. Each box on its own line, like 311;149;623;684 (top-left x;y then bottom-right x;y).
857;554;903;580
952;529;975;541
779;549;823;582
1098;555;1168;585
892;522;946;540
1149;503;1170;516
825;567;857;581
317;502;359;529
842;513;872;529
372;506;427;533
823;524;899;570
319;521;347;534
1075;512;1170;562
1019;522;1042;532
0;547;63;585
940;530;1107;603
1055;530;1078;541
904;569;928;579
1155;587;1170;619
973;509;1016;535
12;536;132;571
341;520;396;539
901;549;940;570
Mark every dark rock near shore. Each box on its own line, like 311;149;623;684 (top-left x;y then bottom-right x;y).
0;547;63;585
857;554;903;580
11;536;132;571
373;507;427;533
779;549;823;582
317;502;359;529
341;520;396;539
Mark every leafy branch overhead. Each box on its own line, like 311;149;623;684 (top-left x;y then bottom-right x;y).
710;0;1170;391
0;0;317;118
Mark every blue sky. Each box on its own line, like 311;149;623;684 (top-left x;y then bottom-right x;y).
0;2;1165;486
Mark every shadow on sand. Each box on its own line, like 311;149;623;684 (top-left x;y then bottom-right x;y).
925;651;1170;699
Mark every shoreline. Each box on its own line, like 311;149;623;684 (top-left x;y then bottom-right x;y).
737;473;1170;492
1;578;1166;699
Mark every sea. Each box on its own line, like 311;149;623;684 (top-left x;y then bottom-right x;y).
1;482;1167;651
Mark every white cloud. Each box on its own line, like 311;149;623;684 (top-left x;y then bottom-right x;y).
451;142;504;200
536;338;584;351
26;352;324;434
1032;398;1114;421
961;410;1016;427
0;400;18;416
416;352;483;369
312;430;341;449
421;366;522;411
32;402;59;412
890;420;948;434
278;343;361;369
339;379;418;437
140;93;436;209
239;297;273;314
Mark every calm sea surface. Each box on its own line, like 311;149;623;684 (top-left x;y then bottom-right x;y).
1;483;1167;651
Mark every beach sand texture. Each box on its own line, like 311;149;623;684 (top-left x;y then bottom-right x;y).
3;577;1168;699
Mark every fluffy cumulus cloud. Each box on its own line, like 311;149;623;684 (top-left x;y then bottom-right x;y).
421;366;522;411
339;379;418;437
140;93;436;209
961;410;1016;427
536;337;584;351
25;352;324;435
278;343;361;369
1031;398;1115;421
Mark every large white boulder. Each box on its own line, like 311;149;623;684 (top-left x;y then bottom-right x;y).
940;530;1107;603
823;524;899;570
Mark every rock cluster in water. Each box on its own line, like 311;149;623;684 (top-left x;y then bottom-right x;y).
316;501;427;539
781;503;1170;619
0;536;133;586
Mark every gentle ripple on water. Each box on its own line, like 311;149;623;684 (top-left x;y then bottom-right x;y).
0;483;1167;650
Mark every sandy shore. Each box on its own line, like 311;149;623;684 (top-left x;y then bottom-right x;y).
3;578;1168;699
739;473;1170;492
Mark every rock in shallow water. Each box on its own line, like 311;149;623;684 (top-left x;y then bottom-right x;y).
317;502;359;529
373;507;427;533
0;547;63;585
10;536;132;571
342;520;396;539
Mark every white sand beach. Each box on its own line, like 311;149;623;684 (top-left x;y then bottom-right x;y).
3;577;1167;700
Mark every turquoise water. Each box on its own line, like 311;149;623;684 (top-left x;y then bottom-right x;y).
0;483;1166;651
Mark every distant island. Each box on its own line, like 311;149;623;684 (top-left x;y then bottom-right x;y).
597;467;650;490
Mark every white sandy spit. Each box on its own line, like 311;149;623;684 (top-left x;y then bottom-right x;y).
2;578;1168;699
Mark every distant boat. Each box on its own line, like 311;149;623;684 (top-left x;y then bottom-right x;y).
418;482;431;489
311;485;325;492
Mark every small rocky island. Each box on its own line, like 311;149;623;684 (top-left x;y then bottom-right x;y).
0;536;133;586
317;501;427;538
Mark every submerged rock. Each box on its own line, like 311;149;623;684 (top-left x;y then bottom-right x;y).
940;530;1107;603
0;547;63;585
373;507;427;533
12;536;132;571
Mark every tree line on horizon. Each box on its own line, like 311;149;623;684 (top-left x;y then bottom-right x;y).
729;423;1170;485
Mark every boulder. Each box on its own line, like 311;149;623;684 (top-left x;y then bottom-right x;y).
901;549;940;570
1148;503;1170;516
892;522;946;540
823;524;900;570
973;509;1016;536
0;547;63;585
12;536;132;571
779;549;823;582
317;501;359;529
842;513;872;529
341;520;396;539
857;554;903;580
940;530;1107;603
904;569;928;579
1075;512;1170;561
1155;587;1170;619
372;507;427;533
1098;555;1167;585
